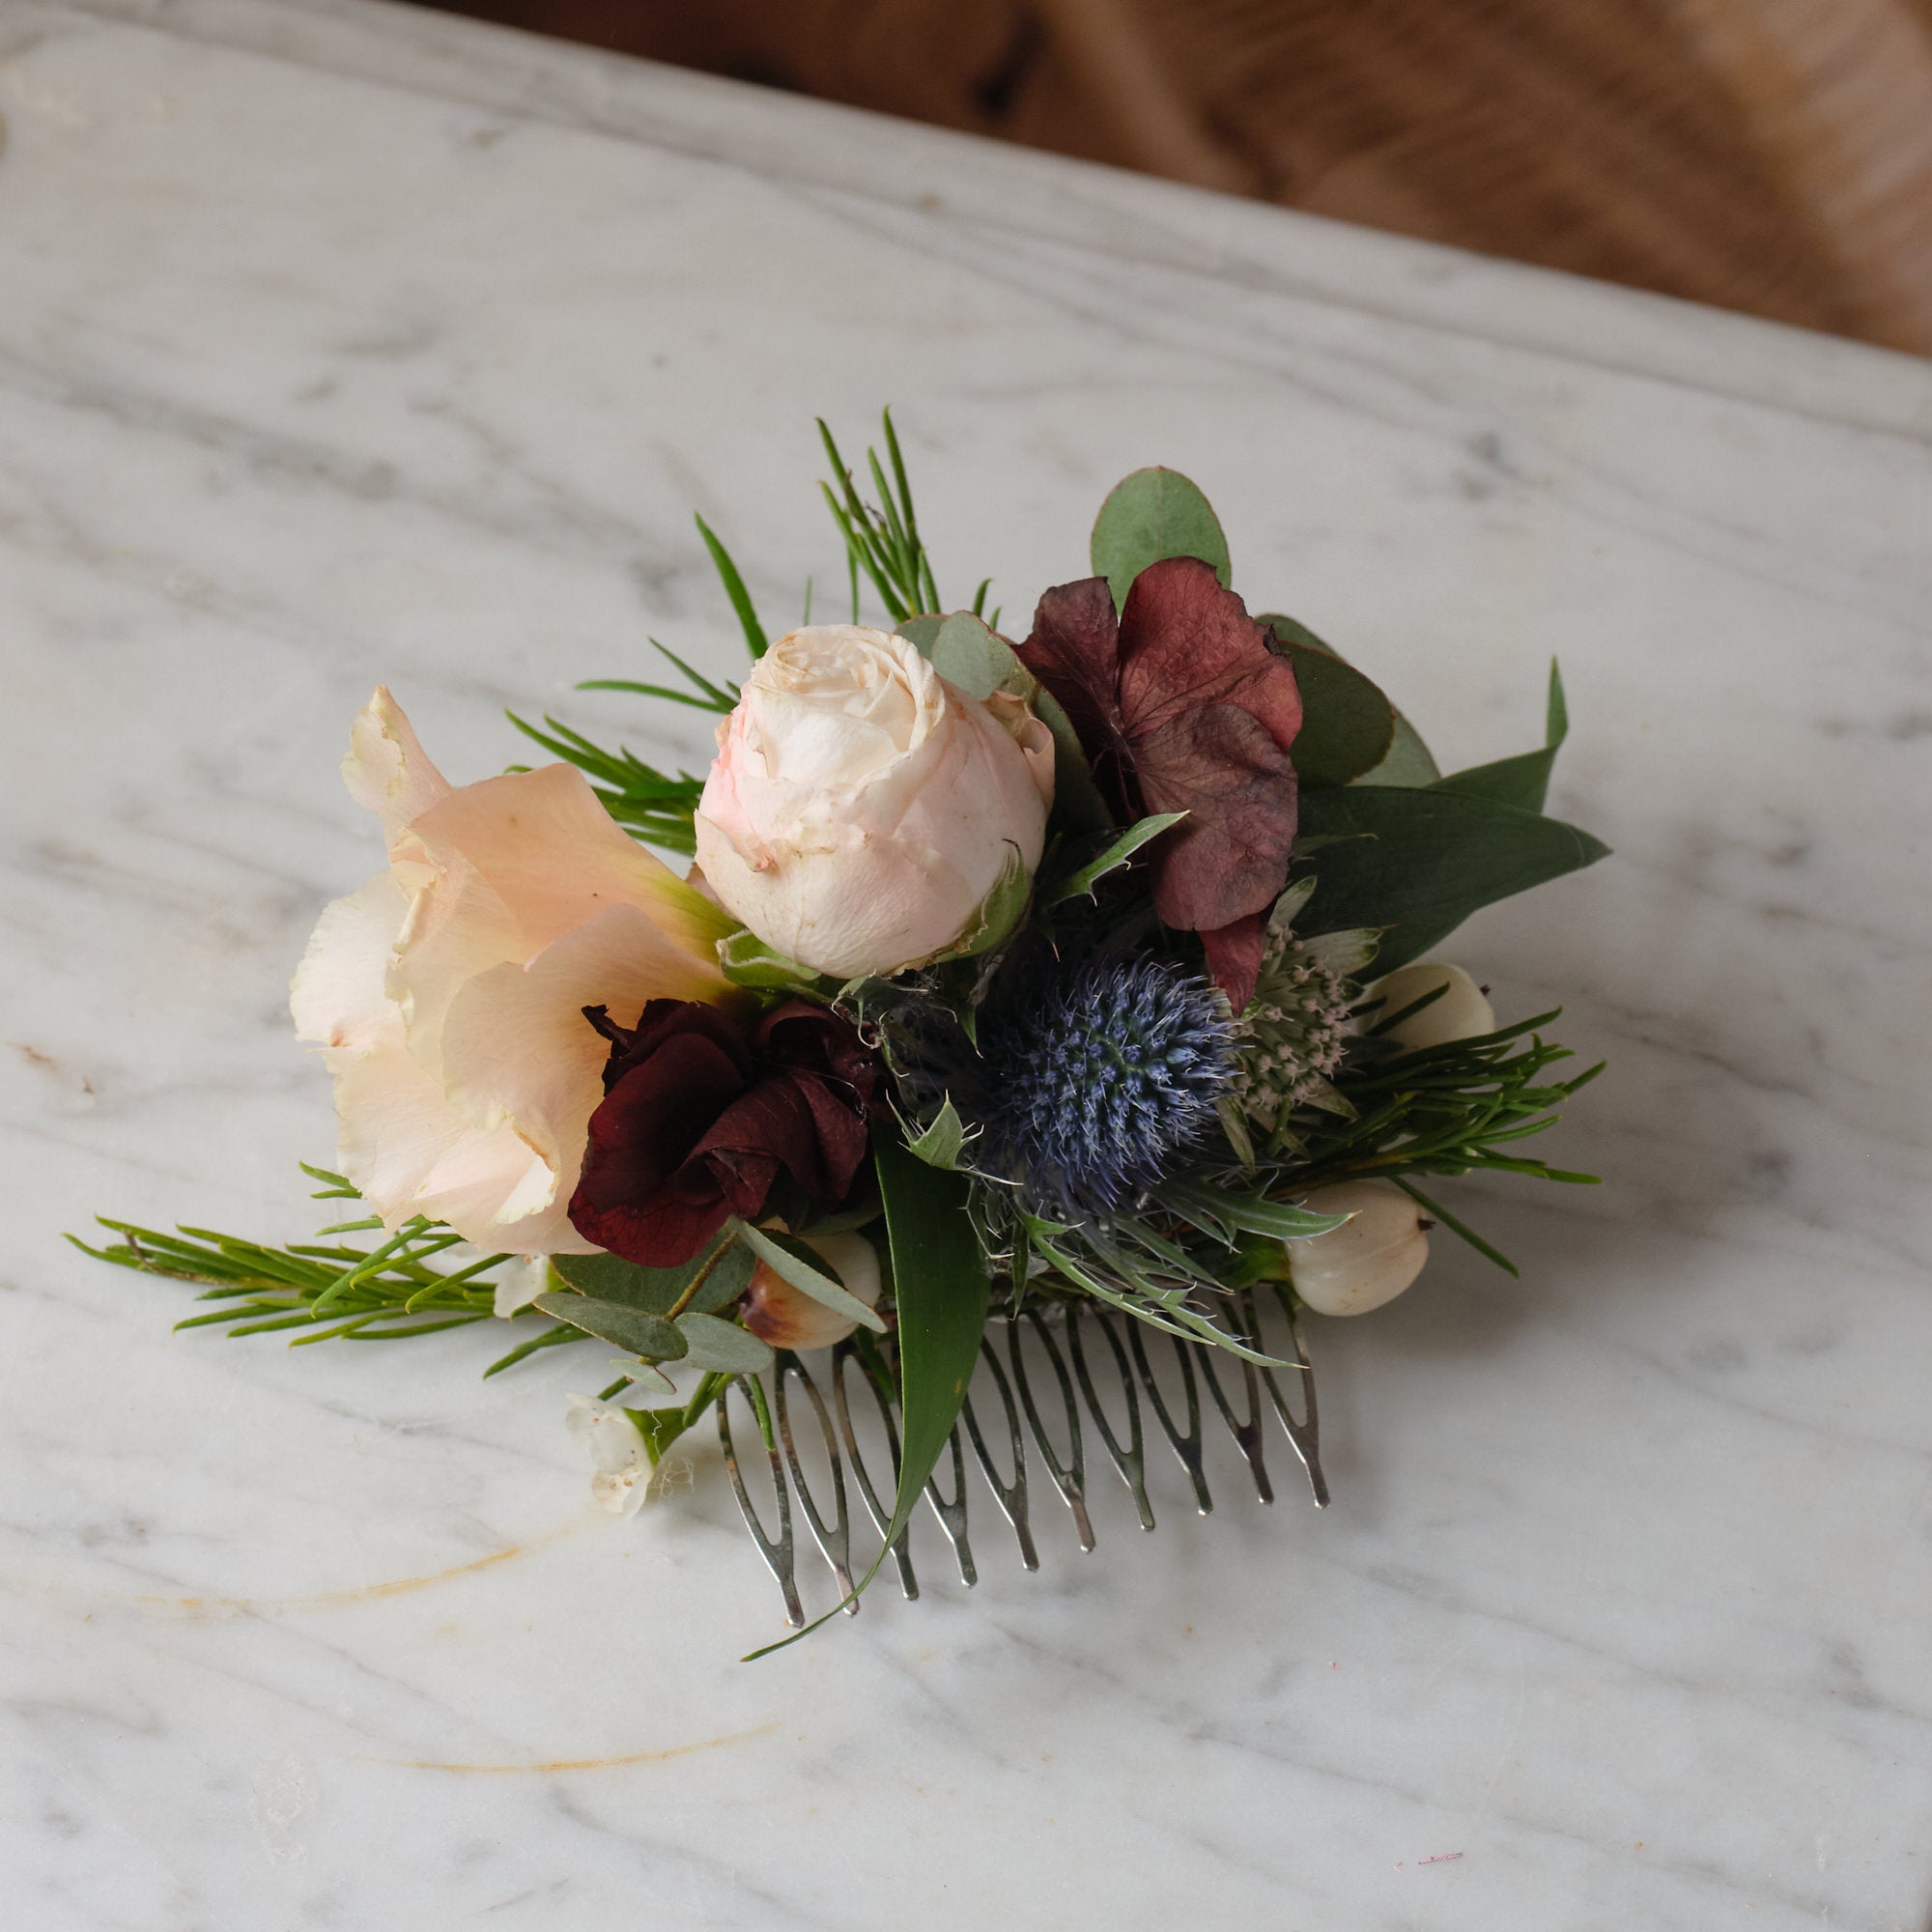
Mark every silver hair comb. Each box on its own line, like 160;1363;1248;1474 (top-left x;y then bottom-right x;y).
717;1287;1324;1626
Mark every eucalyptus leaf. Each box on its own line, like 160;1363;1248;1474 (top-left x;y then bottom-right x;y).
1432;661;1568;813
1297;785;1609;974
1091;468;1232;610
1259;616;1395;789
896;611;1109;832
896;611;1011;701
672;1312;775;1375
551;1237;753;1318
533;1292;687;1361
1354;711;1441;787
732;1221;887;1334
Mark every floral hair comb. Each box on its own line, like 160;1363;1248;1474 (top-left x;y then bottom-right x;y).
75;413;1607;1652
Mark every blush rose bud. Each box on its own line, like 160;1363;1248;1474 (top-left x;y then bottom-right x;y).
694;625;1054;979
739;1231;883;1351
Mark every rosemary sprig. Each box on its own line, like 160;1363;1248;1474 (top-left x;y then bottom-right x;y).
818;409;950;624
68;1168;575;1378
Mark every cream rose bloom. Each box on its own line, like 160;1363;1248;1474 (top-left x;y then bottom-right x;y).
693;625;1053;978
291;689;737;1254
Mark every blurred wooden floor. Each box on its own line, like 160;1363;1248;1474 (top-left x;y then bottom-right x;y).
421;0;1932;355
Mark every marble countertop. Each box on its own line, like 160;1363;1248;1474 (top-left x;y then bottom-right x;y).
5;1;1931;1926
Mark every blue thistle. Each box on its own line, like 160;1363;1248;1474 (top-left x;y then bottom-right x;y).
973;953;1237;1215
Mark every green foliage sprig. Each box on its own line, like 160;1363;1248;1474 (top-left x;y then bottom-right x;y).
68;1167;576;1378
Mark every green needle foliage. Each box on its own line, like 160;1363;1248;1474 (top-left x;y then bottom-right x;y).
503;710;707;855
819;410;956;624
1274;1011;1603;1275
68;1166;578;1378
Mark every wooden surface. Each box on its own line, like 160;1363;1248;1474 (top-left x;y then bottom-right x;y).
421;0;1932;355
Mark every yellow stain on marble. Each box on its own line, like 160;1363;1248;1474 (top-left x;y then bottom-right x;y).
387;1721;783;1775
138;1520;581;1616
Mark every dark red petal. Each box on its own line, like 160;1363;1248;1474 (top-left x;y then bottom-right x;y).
1017;577;1132;782
1201;914;1268;1011
789;1073;870;1200
567;1181;733;1269
607;1000;753;1085
575;1032;748;1209
698;1075;838;1200
696;1146;781;1218
1136;702;1300;932
755;1001;877;1098
1117;556;1302;753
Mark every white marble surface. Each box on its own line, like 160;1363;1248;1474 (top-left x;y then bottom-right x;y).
4;0;1932;1924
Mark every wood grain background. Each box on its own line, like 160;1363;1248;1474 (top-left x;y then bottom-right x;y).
420;0;1932;355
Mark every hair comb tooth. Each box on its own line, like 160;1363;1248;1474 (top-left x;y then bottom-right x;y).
720;1296;1326;1628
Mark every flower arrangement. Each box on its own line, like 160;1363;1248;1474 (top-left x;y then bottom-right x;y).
76;414;1607;1642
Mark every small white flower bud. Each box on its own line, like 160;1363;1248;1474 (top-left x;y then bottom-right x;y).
740;1231;882;1350
1287;1179;1431;1317
1372;963;1495;1052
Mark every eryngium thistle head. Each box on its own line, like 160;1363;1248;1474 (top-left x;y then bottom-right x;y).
974;953;1237;1215
1236;930;1357;1129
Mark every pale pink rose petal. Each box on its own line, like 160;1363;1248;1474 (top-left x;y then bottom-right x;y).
985;688;1058;806
299;687;743;1255
694;626;1050;977
290;871;407;1062
436;902;722;1220
343;686;452;855
329;1035;594;1249
391;762;736;1077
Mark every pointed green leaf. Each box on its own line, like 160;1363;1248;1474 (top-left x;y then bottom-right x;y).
1296;784;1610;973
627;1372;730;1464
1091;468;1231;610
743;1132;989;1659
1432;661;1569;812
695;513;767;659
876;1133;988;1540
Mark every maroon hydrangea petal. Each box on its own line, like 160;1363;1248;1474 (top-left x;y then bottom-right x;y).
1134;701;1299;935
1017;576;1135;808
1200;913;1269;1015
1116;557;1302;750
1020;556;1303;1004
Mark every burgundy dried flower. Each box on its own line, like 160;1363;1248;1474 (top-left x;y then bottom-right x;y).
1018;555;1302;1007
567;999;877;1268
